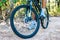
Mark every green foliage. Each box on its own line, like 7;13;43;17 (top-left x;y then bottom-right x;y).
0;2;2;7
2;0;6;3
57;7;60;13
1;0;60;17
49;7;60;16
1;0;9;10
20;0;27;4
12;0;19;3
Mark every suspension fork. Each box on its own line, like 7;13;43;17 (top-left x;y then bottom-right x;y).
23;0;32;23
25;0;32;17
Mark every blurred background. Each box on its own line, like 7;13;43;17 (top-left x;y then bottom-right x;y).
0;0;60;40
0;0;60;21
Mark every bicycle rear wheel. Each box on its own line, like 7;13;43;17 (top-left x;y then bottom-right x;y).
41;8;49;29
10;5;40;39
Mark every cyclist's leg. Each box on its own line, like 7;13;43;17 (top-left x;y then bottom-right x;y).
40;0;46;17
41;0;49;29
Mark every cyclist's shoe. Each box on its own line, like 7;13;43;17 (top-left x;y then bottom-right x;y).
27;20;37;30
39;8;46;19
40;8;46;19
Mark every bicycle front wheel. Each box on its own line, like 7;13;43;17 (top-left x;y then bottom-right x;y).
10;5;40;39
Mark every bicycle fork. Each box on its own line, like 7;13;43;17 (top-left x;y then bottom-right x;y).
24;0;32;23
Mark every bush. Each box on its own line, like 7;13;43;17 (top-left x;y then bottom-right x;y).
49;7;60;16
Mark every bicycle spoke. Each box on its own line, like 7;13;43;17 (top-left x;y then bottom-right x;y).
13;8;37;35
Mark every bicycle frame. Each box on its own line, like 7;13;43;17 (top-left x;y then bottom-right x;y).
26;0;46;19
10;0;49;38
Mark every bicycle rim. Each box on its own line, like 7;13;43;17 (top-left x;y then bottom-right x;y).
10;5;40;39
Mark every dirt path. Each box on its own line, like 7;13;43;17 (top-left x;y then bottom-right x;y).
0;17;60;40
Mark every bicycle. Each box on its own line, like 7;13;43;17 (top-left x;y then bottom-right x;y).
10;0;49;39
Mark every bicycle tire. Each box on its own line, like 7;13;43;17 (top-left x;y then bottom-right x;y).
41;8;49;29
10;5;40;39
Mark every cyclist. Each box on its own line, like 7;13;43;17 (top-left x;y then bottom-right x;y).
24;0;47;30
40;0;46;17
